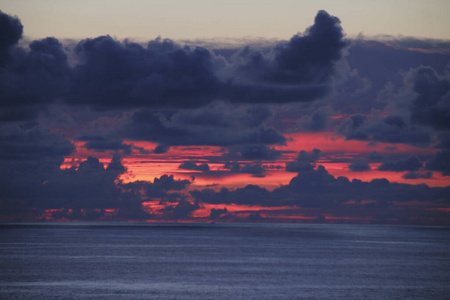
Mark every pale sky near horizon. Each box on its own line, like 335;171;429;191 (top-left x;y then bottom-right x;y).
1;0;449;41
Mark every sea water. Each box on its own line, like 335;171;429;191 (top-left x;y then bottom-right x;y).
0;222;449;299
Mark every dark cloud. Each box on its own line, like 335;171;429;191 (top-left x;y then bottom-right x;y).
223;161;241;172
179;161;210;172
224;10;348;103
1;10;450;224
192;165;448;210
0;143;193;220
125;108;285;148
222;161;266;177
191;187;231;205
81;136;132;154
162;200;199;219
0;123;76;214
436;132;450;149
0;37;70;121
286;149;321;172
152;144;170;154
0;10;347;119
107;153;127;174
40;156;126;209
349;160;371;172
384;146;398;151
339;114;431;146
122;175;191;199
126;110;187;143
303;37;450;116
0;123;74;160
284;166;446;207
209;207;228;220
150;174;191;191
403;171;433;179
408;66;450;130
42;164;193;219
302;108;328;131
347;39;450;93
368;151;384;162
339;114;368;140
426;150;450;176
170;102;271;128
228;11;347;84
240;164;266;177
378;156;423;172
0;10;23;66
0;154;125;214
297;148;321;162
282;166;345;206
225;83;329;104
328;69;378;114
0;10;349;114
236;145;282;160
192;184;274;206
273;10;347;84
0;106;39;122
69;36;220;109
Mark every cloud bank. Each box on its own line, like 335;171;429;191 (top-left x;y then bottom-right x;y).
0;9;449;225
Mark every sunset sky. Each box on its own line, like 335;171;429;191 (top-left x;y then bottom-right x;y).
1;1;449;224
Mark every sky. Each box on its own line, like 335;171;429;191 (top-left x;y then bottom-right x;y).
2;0;450;40
0;2;450;225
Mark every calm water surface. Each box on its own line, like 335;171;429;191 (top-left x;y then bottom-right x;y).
0;222;449;299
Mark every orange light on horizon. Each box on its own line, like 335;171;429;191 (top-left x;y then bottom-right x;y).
58;131;450;189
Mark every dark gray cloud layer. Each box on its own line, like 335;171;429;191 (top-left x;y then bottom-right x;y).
0;10;347;116
1;9;450;223
123;107;286;151
339;114;432;146
2;9;448;151
192;165;449;208
69;36;220;109
0;123;74;160
349;160;371;172
0;152;193;219
179;161;210;172
378;156;423;172
0;36;70;121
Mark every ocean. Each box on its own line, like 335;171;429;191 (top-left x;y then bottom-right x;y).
0;222;449;299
